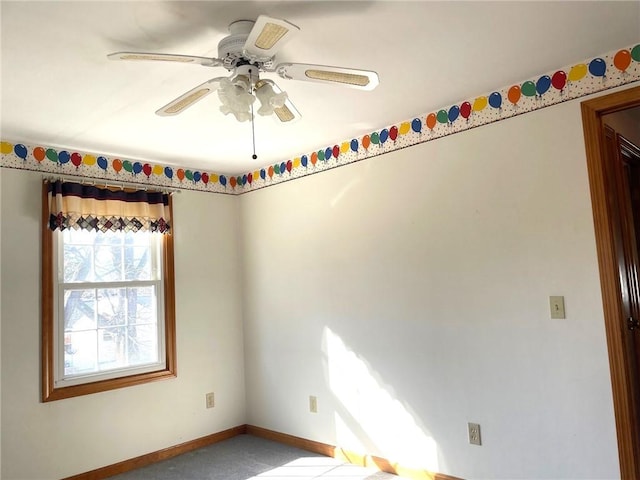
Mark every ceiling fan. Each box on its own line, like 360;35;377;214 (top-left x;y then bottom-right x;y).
108;15;380;124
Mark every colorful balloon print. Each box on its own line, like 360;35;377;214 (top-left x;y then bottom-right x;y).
58;151;70;164
411;118;422;133
399;122;410;135
230;176;237;188
318;150;325;162
97;156;108;170
489;92;502;109
426;113;437;129
176;168;185;181
613;49;631;72
113;159;123;172
311;152;318;165
536;75;551;96
340;142;349;154
362;135;371;149
219;175;227;186
551;70;567;91
83;154;96;166
153;164;163;176
568;63;587;82
286;160;293;172
71;152;82;167
247;173;252;185
301;155;308;167
193;171;201;182
437;110;448;124
14;144;27;160
460;102;472;120
164;166;173;178
123;160;133;173
508;85;521;105
350;139;359;152
323;148;331;160
632;44;640;62
34;146;45;162
448;105;460;123
332;145;340;158
588;58;606;77
46;148;58;163
260;168;267;180
0;142;12;154
211;173;219;184
293;158;301;168
201;172;209;184
473;96;487;112
521;81;536;97
379;129;389;144
371;132;379;144
389;126;398;141
132;162;142;175
142;163;152;177
240;174;246;185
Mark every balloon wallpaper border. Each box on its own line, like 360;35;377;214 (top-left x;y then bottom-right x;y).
1;44;639;195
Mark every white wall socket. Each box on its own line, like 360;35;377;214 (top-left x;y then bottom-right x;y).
206;392;215;409
468;422;481;445
309;395;318;413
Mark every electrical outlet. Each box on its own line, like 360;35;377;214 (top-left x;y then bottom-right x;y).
468;422;481;445
206;392;215;409
309;395;318;413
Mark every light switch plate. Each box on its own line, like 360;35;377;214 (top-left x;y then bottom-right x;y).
550;296;566;319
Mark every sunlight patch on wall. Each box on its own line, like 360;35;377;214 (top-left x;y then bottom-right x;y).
324;327;438;471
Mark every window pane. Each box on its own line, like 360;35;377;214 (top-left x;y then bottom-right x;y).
98;326;126;370
64;329;97;376
64;289;96;330
127;286;157;324
63;244;94;282
124;246;151;280
95;245;123;281
127;324;158;365
65;228;95;245
97;288;126;327
99;230;124;246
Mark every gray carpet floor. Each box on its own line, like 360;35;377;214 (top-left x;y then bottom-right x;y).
109;434;404;479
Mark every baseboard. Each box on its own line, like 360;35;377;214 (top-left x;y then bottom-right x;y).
63;424;247;480
246;424;463;480
65;423;462;480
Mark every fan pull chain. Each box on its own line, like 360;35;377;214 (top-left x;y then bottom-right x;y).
249;68;258;160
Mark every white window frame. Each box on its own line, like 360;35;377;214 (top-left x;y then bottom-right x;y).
52;229;167;388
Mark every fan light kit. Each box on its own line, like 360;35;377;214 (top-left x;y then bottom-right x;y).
108;15;379;158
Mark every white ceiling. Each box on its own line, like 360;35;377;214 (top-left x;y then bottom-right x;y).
1;1;639;175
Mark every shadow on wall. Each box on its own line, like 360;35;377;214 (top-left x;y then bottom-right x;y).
322;327;440;472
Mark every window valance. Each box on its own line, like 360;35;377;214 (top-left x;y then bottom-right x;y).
46;180;171;234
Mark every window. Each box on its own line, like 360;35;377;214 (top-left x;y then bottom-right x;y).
41;181;176;401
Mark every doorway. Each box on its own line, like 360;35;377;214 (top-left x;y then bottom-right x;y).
582;86;640;480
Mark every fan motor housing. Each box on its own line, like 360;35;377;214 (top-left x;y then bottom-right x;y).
218;20;274;71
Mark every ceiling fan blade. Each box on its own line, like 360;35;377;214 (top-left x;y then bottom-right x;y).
156;77;225;116
274;63;379;91
243;15;299;62
108;51;223;68
268;80;301;124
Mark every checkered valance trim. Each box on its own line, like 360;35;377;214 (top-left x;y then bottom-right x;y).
47;180;171;234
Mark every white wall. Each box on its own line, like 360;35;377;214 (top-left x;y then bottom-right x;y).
0;169;245;479
240;98;619;479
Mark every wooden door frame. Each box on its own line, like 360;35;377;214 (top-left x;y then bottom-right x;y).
582;85;640;480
